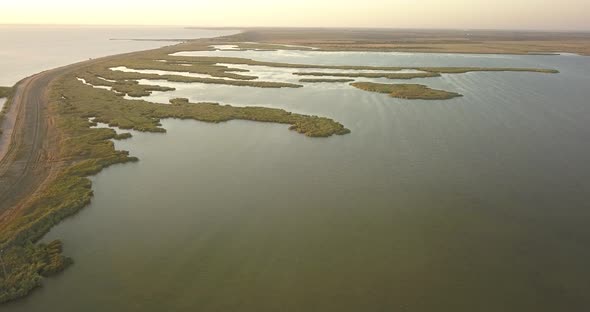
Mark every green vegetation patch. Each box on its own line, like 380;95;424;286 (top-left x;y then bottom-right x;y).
76;60;302;98
299;78;355;83
82;40;555;99
0;86;13;135
168;98;350;137
52;74;348;137
116;58;258;80
422;67;559;74
166;45;559;74
0;86;11;99
351;82;462;100
294;72;441;79
293;68;556;79
0;240;72;303
212;42;317;51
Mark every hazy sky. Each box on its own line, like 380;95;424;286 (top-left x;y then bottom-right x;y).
3;0;589;30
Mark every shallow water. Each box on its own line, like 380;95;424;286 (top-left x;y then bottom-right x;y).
110;66;237;81
0;26;237;86
0;98;5;111
5;48;590;311
174;48;555;68
112;63;424;84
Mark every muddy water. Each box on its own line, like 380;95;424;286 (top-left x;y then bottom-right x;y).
5;48;590;311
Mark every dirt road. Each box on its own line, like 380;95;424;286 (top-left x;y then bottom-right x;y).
0;68;66;219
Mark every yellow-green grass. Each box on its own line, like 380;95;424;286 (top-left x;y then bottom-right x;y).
55;76;348;137
210;42;315;51
165;53;559;74
422;67;558;74
77;69;301;97
0;241;72;303
351;82;462;100
115;58;259;80
0;86;13;135
294;72;441;79
75;57;303;98
219;29;590;56
299;78;355;83
0;86;11;98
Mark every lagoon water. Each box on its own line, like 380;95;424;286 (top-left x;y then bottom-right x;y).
0;26;236;85
5;37;590;311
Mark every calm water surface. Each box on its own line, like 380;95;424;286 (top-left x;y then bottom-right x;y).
0;26;236;85
5;46;590;311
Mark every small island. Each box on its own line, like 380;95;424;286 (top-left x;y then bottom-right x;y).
350;82;463;100
299;78;355;83
294;71;441;79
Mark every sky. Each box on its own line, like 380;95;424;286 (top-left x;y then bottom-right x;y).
2;0;589;31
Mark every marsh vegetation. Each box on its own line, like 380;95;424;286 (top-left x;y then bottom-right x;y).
220;29;590;56
351;82;463;100
299;78;355;83
168;52;559;75
294;71;441;79
0;86;12;134
0;241;71;304
65;40;556;102
0;87;11;99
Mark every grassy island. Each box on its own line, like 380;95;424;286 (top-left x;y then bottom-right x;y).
166;97;350;137
351;82;463;100
165;53;559;75
295;71;441;79
299;78;355;83
77;64;302;98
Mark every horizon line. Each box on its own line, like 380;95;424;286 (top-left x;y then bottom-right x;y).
1;23;589;33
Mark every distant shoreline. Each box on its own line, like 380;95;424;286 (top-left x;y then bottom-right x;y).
218;28;590;56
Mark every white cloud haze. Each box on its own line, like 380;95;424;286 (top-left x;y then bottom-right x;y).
3;0;589;30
